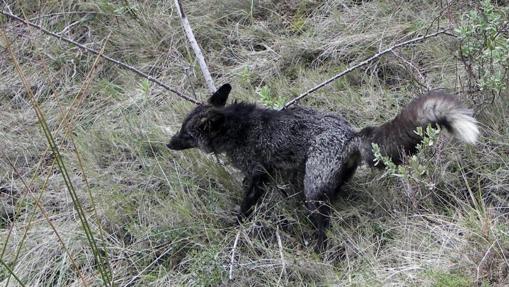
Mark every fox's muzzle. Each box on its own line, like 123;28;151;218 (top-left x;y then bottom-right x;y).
167;133;196;150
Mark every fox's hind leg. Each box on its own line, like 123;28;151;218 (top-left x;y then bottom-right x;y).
304;135;360;251
305;193;331;251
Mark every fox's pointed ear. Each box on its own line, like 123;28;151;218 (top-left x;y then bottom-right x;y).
208;84;231;107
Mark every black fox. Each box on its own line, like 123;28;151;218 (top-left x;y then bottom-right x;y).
167;84;479;249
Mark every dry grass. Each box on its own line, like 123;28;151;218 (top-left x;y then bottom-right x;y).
1;0;508;286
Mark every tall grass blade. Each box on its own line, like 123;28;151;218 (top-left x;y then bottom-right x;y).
1;28;112;286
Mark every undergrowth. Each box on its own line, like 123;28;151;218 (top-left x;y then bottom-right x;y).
1;0;508;286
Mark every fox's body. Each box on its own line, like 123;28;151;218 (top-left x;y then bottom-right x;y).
212;103;354;173
167;84;479;249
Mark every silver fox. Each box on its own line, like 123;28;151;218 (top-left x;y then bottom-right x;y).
167;84;479;249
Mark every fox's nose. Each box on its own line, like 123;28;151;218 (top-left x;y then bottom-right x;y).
166;137;190;150
166;140;179;150
167;133;196;150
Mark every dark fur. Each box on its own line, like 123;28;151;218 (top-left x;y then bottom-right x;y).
167;85;475;250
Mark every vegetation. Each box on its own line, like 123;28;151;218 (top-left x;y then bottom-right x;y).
0;0;508;286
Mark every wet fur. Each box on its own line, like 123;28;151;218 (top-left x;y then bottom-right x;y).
167;85;479;250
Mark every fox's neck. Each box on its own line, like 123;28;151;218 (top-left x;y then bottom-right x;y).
207;102;258;154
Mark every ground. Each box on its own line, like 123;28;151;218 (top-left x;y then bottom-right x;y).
1;0;508;286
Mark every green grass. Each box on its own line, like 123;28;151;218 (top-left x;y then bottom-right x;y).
427;270;472;287
1;0;509;286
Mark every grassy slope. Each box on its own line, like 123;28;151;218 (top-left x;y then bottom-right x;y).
1;0;508;286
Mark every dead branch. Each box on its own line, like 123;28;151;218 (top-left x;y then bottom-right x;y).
390;50;430;91
281;29;454;110
276;227;286;284
229;229;241;280
0;11;201;105
174;0;216;94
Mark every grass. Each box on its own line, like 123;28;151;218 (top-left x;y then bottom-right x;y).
1;0;509;286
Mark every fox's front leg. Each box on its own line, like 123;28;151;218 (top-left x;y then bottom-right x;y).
238;172;269;221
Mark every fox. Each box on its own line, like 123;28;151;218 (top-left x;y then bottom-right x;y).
167;83;479;249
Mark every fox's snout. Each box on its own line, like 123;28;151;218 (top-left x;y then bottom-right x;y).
166;139;182;150
167;133;195;150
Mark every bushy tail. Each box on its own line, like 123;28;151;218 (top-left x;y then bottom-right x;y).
354;90;479;167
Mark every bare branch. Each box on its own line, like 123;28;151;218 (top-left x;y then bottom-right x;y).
276;227;286;285
1;0;13;14
390;50;429;91
282;29;454;110
174;0;216;94
229;229;241;281
0;11;201;105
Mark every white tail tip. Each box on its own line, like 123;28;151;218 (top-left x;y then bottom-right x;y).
449;109;479;144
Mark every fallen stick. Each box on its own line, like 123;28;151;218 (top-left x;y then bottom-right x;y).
276;227;286;284
228;230;241;280
174;0;216;94
281;29;453;109
0;11;201;105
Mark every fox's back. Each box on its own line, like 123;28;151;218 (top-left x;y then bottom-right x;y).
226;105;356;172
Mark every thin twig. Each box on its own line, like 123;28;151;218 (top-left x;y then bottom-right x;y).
174;0;216;94
1;0;12;14
476;242;495;282
424;0;457;37
0;10;201;105
229;229;241;280
276;227;286;285
281;29;453;109
56;33;110;133
390;50;429;90
27;11;109;21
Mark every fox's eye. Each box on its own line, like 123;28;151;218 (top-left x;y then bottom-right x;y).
180;130;193;139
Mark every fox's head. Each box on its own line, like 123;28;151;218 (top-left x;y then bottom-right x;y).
167;83;232;153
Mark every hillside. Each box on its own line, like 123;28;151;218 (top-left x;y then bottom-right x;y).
1;0;508;286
